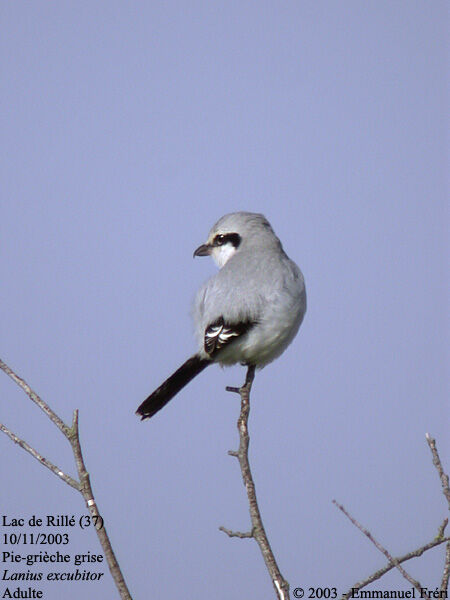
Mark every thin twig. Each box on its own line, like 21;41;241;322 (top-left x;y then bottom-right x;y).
426;433;450;511
442;541;450;592
0;359;69;436
219;526;253;538
222;365;290;600
68;410;132;599
425;433;450;590
0;422;79;489
0;358;132;600
333;500;422;592
340;434;450;595
340;532;450;598
437;518;448;540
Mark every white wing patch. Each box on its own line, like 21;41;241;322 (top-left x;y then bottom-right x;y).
204;317;254;357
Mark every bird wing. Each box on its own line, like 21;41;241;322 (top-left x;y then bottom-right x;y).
204;317;255;357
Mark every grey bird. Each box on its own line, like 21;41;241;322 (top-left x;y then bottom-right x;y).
136;212;306;420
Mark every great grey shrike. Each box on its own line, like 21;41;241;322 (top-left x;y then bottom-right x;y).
136;212;306;420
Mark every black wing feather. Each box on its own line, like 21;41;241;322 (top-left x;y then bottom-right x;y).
204;317;255;357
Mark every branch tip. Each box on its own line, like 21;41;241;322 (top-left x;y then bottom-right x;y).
225;386;241;394
437;518;448;541
219;525;253;539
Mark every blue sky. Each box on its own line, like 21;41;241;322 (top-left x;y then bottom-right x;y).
1;2;448;598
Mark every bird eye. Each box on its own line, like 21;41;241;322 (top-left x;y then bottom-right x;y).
213;233;241;249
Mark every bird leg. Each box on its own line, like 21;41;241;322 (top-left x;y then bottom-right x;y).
226;364;255;394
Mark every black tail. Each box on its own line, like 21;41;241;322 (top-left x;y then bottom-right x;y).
136;354;210;420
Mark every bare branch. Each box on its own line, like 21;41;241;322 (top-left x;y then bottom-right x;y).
437;518;448;540
67;410;132;599
338;432;450;597
0;358;133;600
219;525;253;538
425;433;450;591
426;433;450;511
0;359;69;436
0;422;79;489
333;500;422;592
224;365;290;600
340;531;450;598
442;541;450;592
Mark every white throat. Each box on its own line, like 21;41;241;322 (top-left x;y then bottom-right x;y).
211;244;237;268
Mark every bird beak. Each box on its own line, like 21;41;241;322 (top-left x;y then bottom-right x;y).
193;243;211;258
